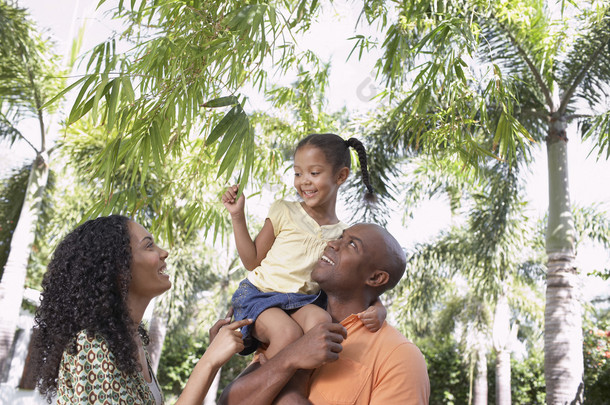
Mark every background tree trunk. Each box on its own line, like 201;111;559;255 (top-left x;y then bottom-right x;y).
203;371;221;405
544;118;583;404
493;294;512;405
147;306;168;373
0;153;48;379
495;349;511;405
473;344;488;405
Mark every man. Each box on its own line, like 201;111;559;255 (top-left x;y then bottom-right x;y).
219;223;430;404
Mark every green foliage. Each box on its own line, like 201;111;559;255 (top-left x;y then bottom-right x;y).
217;351;253;397
417;334;547;405
417;337;470;405
157;324;207;398
61;0;328;240
0;165;30;278
485;349;546;404
26;163;93;289
583;307;610;404
0;0;64;143
156;319;253;400
358;0;610;169
510;350;546;404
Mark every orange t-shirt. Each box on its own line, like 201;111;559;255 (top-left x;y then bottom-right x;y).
307;314;430;405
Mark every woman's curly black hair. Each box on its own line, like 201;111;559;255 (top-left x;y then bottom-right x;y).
32;215;149;401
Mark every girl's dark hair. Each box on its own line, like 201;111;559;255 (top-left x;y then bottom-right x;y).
32;215;148;401
296;133;374;199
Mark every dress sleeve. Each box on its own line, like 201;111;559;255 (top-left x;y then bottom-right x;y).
56;333;145;404
370;342;430;405
267;200;286;237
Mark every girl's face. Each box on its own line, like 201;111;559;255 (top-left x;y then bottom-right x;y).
293;145;348;209
127;221;171;302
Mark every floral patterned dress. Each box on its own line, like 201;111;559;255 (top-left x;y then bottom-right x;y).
56;331;161;404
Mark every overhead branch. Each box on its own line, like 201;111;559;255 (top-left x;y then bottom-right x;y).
520;109;549;121
0;112;39;154
563;114;592;121
27;67;46;153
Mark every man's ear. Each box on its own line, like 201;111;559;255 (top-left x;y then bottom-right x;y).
336;167;349;185
366;270;389;288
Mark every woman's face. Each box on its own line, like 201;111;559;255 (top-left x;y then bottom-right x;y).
127;221;171;302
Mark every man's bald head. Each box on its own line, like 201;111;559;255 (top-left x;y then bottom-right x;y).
362;223;406;293
313;223;406;298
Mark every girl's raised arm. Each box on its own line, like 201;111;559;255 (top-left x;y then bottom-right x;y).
222;185;275;270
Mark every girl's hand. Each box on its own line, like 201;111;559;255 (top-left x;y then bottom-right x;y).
222;184;246;217
358;300;387;332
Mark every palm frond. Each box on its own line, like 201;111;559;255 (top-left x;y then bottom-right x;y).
558;5;610;111
580;109;610;159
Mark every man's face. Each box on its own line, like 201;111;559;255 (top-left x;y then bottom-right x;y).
312;224;384;293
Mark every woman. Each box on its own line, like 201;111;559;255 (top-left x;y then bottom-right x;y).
32;215;251;404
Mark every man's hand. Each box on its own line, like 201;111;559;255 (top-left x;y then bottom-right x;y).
218;322;347;405
286;322;347;370
272;323;347;405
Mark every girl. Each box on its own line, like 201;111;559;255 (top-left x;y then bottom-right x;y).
222;133;385;358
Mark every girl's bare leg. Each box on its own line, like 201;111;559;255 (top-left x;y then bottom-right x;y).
291;304;331;333
253;307;304;359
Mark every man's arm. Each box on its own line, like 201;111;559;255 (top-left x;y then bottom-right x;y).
272;369;314;404
218;323;347;405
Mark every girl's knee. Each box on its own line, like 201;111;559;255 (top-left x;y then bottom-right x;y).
310;308;331;324
277;322;304;345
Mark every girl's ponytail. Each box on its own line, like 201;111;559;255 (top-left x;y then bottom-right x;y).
345;137;376;202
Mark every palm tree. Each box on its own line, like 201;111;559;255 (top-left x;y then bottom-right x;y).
380;143;543;403
357;1;610;402
0;0;64;375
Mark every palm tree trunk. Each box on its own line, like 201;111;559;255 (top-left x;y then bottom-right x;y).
495;350;511;405
203;371;221;405
0;153;48;378
473;344;488;405
492;294;511;405
544;117;583;405
147;306;168;373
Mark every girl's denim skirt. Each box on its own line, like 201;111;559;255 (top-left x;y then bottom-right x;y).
231;278;327;355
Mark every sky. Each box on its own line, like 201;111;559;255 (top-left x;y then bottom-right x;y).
3;0;610;299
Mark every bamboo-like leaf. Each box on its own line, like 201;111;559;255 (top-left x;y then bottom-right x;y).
140;133;150;188
203;95;239;108
217;129;244;180
41;76;87;109
91;76;111;123
65;75;97;120
121;75;135;104
205;105;239;145
68;96;95;125
150;120;163;170
106;78;121;131
214;112;246;163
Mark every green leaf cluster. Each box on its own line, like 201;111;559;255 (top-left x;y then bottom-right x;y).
0;0;64;148
0;165;30;278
